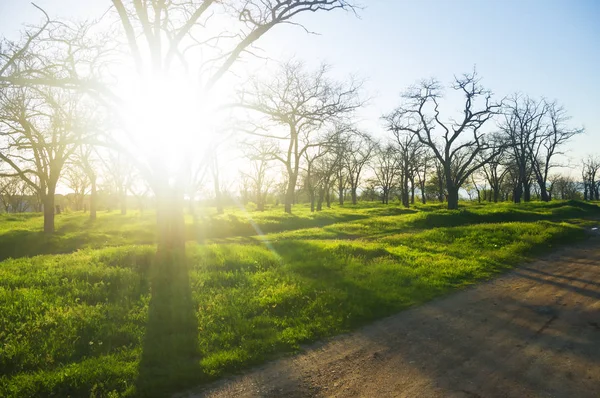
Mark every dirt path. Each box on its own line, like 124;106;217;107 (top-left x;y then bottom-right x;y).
179;237;600;398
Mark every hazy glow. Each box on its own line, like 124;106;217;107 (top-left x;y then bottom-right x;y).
122;73;220;175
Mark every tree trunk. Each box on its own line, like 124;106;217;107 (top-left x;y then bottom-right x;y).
90;177;97;221
514;182;522;203
316;188;324;211
351;186;358;205
401;182;410;208
338;185;344;206
540;187;550;202
447;186;459;210
43;193;55;234
284;175;297;214
326;189;331;208
523;181;531;202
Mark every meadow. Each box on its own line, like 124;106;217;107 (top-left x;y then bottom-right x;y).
0;200;599;397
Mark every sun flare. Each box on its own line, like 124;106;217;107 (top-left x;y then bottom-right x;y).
121;73;223;174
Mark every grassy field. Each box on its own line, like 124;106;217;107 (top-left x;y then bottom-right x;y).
0;200;598;397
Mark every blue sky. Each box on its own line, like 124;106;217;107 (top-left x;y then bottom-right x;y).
1;0;598;170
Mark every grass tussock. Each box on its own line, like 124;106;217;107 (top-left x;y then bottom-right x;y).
0;201;598;397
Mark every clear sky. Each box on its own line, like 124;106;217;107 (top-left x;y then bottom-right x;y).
1;0;599;171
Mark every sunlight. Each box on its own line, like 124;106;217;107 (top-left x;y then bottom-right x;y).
122;73;221;175
1;0;597;396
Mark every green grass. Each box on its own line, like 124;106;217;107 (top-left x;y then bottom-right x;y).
0;200;598;397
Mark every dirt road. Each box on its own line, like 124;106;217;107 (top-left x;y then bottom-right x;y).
180;238;600;398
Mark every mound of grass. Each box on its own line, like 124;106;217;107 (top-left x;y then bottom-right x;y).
0;201;597;397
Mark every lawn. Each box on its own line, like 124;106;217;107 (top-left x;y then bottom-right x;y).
0;200;598;397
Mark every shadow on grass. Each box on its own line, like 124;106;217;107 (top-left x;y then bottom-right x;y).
136;249;200;397
408;204;600;230
0;214;156;261
192;211;370;242
1;201;597;262
0;230;90;261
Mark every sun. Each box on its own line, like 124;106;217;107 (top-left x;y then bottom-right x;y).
120;72;222;176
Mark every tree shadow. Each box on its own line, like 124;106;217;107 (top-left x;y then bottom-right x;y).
191;211;370;242
136;249;201;397
0;229;91;261
193;242;600;397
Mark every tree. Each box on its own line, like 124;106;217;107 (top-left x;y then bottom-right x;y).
240;141;275;212
2;3;361;388
302;143;329;212
415;150;433;204
501;94;582;202
391;131;425;208
527;101;583;201
76;145;99;220
370;143;400;204
385;70;502;209
101;150;134;215
64;165;90;211
106;0;359;253
582;156;600;201
548;174;580;200
314;132;346;211
0;175;34;212
0;11;108;230
344;130;375;205
480;146;508;202
239;60;362;213
0;88;95;232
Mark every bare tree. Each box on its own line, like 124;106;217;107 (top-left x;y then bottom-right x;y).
391;131;425;208
0;6;111;97
106;0;359;254
239;61;362;213
527;101;583;201
480;145;508;202
0;175;34;212
582;156;600;201
500;95;582;202
101;150;134;215
0;5;53;88
0;87;96;232
0;10;110;231
314;132;347;210
75;145;99;220
414;150;433;204
241;140;278;211
548;174;580;200
302;144;329;212
384;70;502;209
344;130;376;205
64;166;90;211
500;95;544;202
370;143;400;204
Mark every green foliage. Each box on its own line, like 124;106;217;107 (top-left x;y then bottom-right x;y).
0;201;597;397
